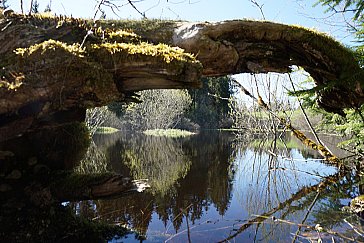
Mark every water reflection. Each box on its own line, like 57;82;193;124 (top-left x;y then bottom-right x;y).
2;127;364;242
88;131;236;240
73;131;362;242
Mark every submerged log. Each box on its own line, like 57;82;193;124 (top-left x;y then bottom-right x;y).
22;173;149;206
51;173;150;202
0;12;363;141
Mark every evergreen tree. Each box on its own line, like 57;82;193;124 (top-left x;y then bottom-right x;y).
187;76;234;128
315;0;364;20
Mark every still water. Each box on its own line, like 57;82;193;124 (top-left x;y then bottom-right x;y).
70;131;363;242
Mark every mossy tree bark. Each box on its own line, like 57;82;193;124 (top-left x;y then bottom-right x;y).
0;13;363;141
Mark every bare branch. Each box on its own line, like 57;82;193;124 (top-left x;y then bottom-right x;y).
249;0;265;20
127;0;147;18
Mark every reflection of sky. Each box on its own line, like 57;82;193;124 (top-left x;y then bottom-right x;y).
112;143;338;242
234;149;337;215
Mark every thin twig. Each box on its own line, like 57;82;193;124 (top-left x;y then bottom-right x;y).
344;218;364;237
127;0;147;18
165;204;193;234
207;92;230;100
249;0;265;20
20;0;24;14
267;216;362;243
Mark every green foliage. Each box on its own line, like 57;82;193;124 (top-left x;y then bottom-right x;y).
293;76;364;155
75;141;109;174
315;0;364;20
114;89;192;131
187;76;234;128
334;106;364;155
108;77;234;130
295;1;364;157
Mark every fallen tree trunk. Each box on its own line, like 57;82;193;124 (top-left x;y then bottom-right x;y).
0;12;363;141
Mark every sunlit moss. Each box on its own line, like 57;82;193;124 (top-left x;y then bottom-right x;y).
0;73;24;90
14;39;85;57
104;29;140;42
31;12;57;19
92;42;197;64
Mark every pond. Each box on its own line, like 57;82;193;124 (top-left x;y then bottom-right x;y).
75;131;362;242
1;128;364;242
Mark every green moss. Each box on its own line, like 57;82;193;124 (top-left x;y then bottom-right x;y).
285;23;362;86
97;19;177;44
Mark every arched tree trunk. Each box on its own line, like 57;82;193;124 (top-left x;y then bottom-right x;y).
0;12;363;141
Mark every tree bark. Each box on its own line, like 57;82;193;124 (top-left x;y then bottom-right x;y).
0;12;363;141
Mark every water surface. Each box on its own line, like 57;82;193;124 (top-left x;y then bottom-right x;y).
70;131;364;242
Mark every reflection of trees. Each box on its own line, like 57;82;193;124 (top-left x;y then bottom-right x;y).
75;141;109;174
71;132;363;242
171;131;236;226
81;132;357;241
81;131;237;235
117;133;192;196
